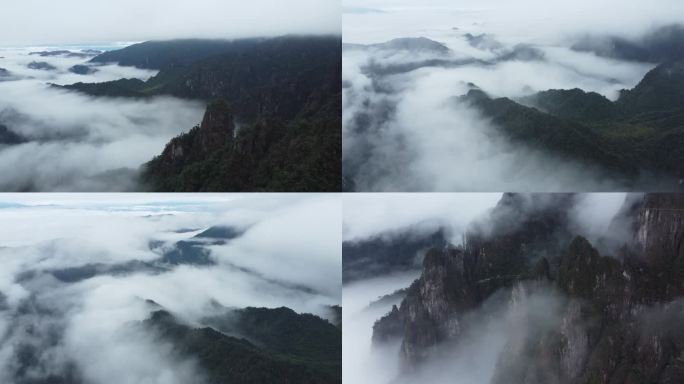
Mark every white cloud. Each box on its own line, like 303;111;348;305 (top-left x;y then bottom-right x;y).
0;48;205;191
0;193;341;382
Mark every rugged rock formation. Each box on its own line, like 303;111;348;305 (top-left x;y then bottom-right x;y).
571;24;684;63
29;49;100;59
372;193;684;383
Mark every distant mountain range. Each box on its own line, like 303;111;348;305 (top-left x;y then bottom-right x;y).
343;228;449;283
59;35;341;191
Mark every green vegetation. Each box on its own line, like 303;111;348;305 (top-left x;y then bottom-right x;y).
146;307;341;384
463;60;684;183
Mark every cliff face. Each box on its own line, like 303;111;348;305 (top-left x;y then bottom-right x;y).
372;193;684;383
153;100;236;170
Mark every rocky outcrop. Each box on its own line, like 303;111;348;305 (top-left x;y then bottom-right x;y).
372;193;684;383
158;100;233;163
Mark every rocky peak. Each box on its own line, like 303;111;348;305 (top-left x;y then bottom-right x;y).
197;100;235;154
373;193;684;381
617;59;684;113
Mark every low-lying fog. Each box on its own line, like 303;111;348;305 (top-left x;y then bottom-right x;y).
0;46;205;191
342;0;684;191
0;193;341;383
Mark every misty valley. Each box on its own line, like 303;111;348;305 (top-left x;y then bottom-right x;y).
0;195;342;383
342;5;684;192
0;35;341;192
343;193;684;384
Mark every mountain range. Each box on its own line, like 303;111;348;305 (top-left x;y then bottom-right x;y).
458;60;684;188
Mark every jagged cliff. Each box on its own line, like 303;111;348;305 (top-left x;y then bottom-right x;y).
372;193;684;383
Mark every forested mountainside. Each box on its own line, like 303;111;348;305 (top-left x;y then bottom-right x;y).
460;60;684;186
61;36;341;191
373;193;684;383
145;306;342;384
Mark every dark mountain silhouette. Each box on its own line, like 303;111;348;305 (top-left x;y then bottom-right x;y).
89;39;263;69
572;24;684;62
343;228;449;283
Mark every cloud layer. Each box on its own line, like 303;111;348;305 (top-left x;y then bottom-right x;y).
0;193;341;383
0;47;205;191
342;0;682;191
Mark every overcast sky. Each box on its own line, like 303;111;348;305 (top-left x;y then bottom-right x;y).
343;0;684;44
0;0;340;45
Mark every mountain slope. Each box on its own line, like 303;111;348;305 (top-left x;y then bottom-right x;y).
463;60;684;186
343;228;449;282
146;307;341;384
90;39;263;69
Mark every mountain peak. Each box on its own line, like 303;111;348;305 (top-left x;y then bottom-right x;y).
617;59;684;113
372;37;450;54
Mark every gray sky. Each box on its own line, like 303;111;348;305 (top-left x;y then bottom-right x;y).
343;0;684;44
0;0;340;45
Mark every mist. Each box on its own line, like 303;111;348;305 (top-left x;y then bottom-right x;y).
0;193;341;383
342;0;684;191
0;0;340;45
0;47;205;191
